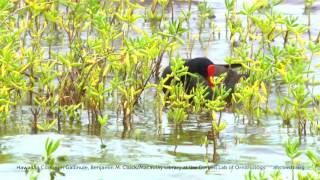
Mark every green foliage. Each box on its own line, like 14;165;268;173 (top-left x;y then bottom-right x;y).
305;150;320;175
0;0;319;176
37;119;58;131
97;115;108;127
285;138;303;180
192;83;209;113
167;107;187;125
0;0;191;131
270;170;284;180
304;0;316;9
244;140;319;180
285;138;303;160
223;0;319;136
245;170;268;180
198;0;215;30
26;137;64;180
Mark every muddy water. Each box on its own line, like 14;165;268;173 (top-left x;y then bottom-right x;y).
0;1;319;180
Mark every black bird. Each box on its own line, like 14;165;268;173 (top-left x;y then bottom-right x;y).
161;57;244;101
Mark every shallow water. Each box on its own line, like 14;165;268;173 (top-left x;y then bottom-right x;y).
0;0;319;179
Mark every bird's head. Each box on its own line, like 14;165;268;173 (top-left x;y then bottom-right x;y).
185;57;216;88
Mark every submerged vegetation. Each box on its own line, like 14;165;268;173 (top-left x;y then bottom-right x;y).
0;0;319;179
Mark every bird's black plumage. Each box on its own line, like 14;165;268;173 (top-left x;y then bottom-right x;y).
184;57;213;78
162;64;213;99
161;57;244;102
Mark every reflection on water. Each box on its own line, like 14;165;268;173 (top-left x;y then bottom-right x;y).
0;0;319;179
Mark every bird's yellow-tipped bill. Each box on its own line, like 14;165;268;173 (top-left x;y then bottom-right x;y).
208;76;214;87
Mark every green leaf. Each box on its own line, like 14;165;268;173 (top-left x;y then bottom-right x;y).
293;151;303;159
47;119;58;130
37;124;45;131
97;115;108;126
51;139;61;154
306;150;319;165
19;62;32;73
302;98;313;107
46;139;53;156
45;137;49;152
70;62;82;67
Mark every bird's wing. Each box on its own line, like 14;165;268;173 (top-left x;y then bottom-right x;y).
215;64;242;68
